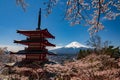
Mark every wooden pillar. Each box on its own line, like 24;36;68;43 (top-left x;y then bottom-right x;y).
39;54;42;60
43;53;46;60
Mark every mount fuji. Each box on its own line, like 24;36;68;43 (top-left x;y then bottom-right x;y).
65;41;89;48
50;41;89;54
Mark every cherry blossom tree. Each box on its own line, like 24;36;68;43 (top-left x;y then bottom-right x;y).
16;0;120;35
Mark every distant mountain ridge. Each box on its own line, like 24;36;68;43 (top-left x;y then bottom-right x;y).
50;41;89;54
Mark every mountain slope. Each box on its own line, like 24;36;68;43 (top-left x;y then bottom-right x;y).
65;41;88;48
50;41;89;54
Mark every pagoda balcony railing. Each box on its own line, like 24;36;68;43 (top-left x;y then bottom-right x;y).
25;47;48;51
26;50;48;53
27;37;47;41
26;38;47;42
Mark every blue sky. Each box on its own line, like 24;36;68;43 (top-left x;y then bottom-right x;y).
0;0;120;51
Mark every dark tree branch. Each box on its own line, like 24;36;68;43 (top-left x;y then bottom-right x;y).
97;0;101;29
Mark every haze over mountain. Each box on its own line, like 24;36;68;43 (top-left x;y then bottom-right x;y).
50;41;89;54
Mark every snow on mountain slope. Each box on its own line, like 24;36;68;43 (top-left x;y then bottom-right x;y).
65;41;88;48
50;41;89;54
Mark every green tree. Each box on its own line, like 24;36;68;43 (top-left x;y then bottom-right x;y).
77;49;91;59
103;46;120;59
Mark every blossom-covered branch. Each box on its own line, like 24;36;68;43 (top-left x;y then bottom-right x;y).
16;0;120;35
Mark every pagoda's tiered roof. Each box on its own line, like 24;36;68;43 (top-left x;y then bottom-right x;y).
10;50;56;55
14;40;55;46
17;29;55;39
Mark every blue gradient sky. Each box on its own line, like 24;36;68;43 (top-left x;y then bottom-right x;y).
0;0;120;50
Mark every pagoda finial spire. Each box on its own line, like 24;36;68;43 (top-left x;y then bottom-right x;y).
37;8;41;30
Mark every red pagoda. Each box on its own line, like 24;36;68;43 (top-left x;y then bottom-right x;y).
11;8;56;61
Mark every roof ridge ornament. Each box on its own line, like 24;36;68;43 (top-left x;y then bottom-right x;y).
36;8;41;30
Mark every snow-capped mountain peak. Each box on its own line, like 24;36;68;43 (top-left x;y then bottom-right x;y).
65;41;88;48
50;41;89;54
